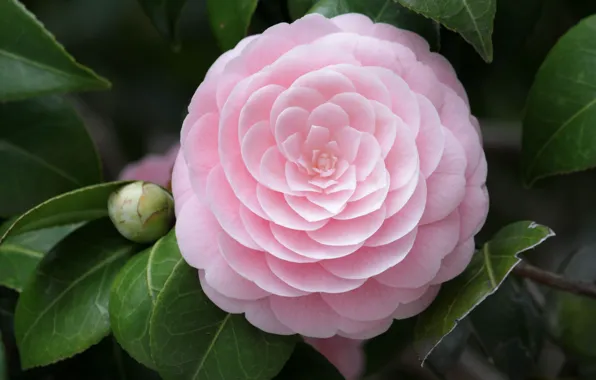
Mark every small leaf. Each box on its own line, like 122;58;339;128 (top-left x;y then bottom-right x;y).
273;342;343;380
288;0;316;19
521;15;596;186
363;318;415;375
0;96;103;217
0;0;110;101
150;261;296;380
470;279;543;380
14;219;138;369
309;0;440;49
137;0;188;46
0;224;80;291
0;181;131;242
207;0;258;51
414;221;554;363
110;229;182;369
395;0;496;62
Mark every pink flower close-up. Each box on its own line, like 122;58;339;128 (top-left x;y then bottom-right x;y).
118;144;180;188
172;13;489;339
305;336;365;380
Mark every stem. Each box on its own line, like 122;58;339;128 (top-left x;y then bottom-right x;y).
513;262;596;300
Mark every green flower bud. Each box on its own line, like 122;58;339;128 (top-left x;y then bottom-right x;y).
108;181;175;243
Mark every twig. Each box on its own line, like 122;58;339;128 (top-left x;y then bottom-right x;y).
513;262;596;300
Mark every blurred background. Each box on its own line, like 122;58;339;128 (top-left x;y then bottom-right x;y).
3;0;596;379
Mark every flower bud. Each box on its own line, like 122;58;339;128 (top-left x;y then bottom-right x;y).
108;181;175;243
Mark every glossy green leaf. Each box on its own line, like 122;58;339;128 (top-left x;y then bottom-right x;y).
14;219;138;369
0;0;110;101
150;261;296;380
395;0;495;62
363;318;415;375
288;0;316;19
138;0;187;46
110;229;182;369
0;331;5;380
273;342;342;380
309;0;440;49
470;279;543;380
0;224;80;291
414;221;554;363
521;15;596;186
0;96;102;217
207;0;258;51
0;181;130;242
546;247;596;358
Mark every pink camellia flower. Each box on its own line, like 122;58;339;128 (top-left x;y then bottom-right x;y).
119;145;179;188
172;13;489;339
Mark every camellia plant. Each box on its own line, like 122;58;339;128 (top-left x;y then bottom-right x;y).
1;0;596;379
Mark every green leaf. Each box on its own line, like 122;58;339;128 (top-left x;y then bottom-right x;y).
110;229;182;369
0;224;80;291
288;0;316;19
150;260;296;380
521;15;596;186
273;342;343;380
137;0;188;46
363;318;415;375
0;0;110;101
0;331;5;380
395;0;495;62
309;0;440;49
207;0;258;51
0;96;103;217
14;219;138;369
426;320;471;374
414;221;554;363
0;181;130;242
470;279;543;380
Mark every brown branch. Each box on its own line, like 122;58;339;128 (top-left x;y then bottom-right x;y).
513;262;596;300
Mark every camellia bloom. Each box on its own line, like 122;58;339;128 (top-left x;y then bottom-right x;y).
305;337;364;379
119;145;179;188
172;13;489;339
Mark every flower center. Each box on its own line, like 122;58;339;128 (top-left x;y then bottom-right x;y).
311;150;337;177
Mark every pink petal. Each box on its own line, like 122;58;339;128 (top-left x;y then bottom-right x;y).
200;271;247;313
308;103;351;136
307;206;386;246
245;298;295;335
285;194;335;222
321;278;427;322
402;62;445;110
304;125;331;151
349;160;389;202
331;13;374;34
222;155;268;219
320;228;417;280
270;294;342;338
305;336;365;380
375;210;460;288
307;189;354;214
204;255;270;300
259;146;292;193
285;163;319;193
468;151;487;186
271;87;326;132
338;318;393;340
183;112;219;197
281;132;304;161
240;35;297;75
353;36;403;74
274;107;311;150
171;151;194;215
333;64;392;107
330;92;376;134
385;170;419;218
459;185;489;241
218;232;309;297
371;101;398;158
287;13;341;45
175;196;220;269
423;52;469;106
241;121;275;181
432;238;475;284
293;69;356;100
334;127;362;164
270;223;363;260
239;206;318;264
384;119;419;190
267;257;366;293
257;185;328;230
416;94;445;178
353;134;382;181
365;175;426;247
334;176;389;220
391;285;440;319
206;165;261;250
239;84;284;140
